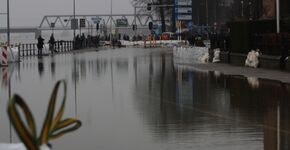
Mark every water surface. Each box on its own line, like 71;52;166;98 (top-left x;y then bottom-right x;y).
0;48;290;150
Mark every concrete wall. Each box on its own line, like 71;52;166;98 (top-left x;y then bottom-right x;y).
219;51;290;71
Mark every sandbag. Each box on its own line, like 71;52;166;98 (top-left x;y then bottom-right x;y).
245;50;260;68
212;48;221;63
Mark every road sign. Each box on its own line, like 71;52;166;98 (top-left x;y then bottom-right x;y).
91;17;100;21
116;19;128;27
91;17;101;24
175;7;192;13
50;23;55;28
80;19;86;28
175;0;192;21
177;15;192;20
175;0;192;6
71;19;78;29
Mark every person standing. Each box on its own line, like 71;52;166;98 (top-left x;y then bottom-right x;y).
80;33;86;48
49;34;56;54
37;35;44;57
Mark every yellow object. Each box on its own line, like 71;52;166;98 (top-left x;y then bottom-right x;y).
7;80;82;150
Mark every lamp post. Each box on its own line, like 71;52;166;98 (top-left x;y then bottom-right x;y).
7;0;10;45
110;0;112;43
248;1;252;20
73;0;76;39
241;0;244;17
205;0;208;26
214;0;217;24
276;0;280;33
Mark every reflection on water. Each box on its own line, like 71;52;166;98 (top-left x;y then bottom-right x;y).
38;58;44;78
247;77;260;89
0;48;290;150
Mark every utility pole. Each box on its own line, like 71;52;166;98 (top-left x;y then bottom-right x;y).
241;0;244;17
276;0;280;33
73;0;76;39
134;7;137;39
206;0;209;26
7;0;10;45
214;0;217;23
110;0;113;43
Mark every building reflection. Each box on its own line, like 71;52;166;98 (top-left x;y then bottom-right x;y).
132;54;290;149
51;56;55;79
37;58;44;78
1;50;290;149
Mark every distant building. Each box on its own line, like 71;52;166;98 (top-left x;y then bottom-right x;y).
191;0;290;26
191;0;233;26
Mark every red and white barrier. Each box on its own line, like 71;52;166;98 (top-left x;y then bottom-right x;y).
1;46;8;66
1;67;8;86
0;45;20;66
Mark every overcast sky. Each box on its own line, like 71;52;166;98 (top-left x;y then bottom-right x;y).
0;0;133;27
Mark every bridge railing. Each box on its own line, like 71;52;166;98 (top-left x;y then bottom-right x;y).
15;41;74;57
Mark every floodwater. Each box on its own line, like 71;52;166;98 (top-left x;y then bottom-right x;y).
0;48;290;150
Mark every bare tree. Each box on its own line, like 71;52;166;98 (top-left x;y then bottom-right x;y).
131;0;175;32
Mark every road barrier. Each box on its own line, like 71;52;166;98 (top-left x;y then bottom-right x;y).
1;67;8;86
17;41;74;57
1;46;8;66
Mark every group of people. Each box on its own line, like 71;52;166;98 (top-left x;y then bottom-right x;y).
37;34;56;56
74;33;100;49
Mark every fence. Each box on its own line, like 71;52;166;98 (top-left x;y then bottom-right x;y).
250;33;290;56
15;41;74;57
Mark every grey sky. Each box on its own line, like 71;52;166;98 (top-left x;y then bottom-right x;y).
0;0;133;27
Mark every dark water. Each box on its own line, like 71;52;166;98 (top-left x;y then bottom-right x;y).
0;48;290;150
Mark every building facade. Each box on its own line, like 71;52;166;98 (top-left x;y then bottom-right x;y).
191;0;290;26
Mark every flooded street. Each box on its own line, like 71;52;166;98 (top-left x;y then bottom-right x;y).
0;48;290;150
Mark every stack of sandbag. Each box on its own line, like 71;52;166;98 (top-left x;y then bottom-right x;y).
174;46;208;59
245;49;260;68
199;52;209;63
212;48;221;63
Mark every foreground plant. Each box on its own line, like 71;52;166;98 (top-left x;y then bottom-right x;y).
3;80;81;150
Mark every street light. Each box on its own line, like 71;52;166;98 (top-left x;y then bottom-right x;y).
110;0;113;42
73;0;76;39
7;0;10;45
241;0;244;17
276;0;280;33
205;0;208;26
248;1;252;20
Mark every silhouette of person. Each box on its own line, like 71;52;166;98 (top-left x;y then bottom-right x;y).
37;35;44;57
49;34;56;54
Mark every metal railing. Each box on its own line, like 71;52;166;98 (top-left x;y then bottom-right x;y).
15;41;74;57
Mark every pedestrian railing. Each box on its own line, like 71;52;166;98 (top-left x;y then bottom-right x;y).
14;41;74;57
